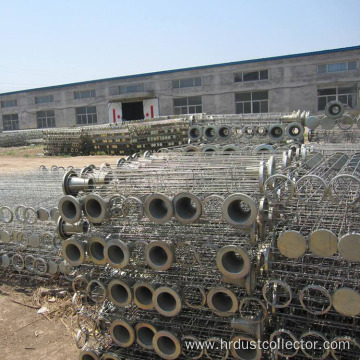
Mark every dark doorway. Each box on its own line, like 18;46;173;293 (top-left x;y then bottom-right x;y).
122;101;144;121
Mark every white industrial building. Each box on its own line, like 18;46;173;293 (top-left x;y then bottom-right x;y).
0;45;359;131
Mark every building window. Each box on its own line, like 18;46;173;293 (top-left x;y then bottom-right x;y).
235;91;268;113
35;94;54;104
172;77;201;89
76;106;97;125
74;89;96;99
174;96;202;115
2;114;19;131
318;85;357;110
317;61;357;74
37;110;55;128
1;99;17;108
234;70;268;82
119;83;145;94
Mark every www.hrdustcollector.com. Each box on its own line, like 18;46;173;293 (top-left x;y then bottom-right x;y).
183;338;351;351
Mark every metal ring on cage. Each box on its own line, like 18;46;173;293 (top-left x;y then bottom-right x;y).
222;144;239;153
181;335;204;359
202;145;219;154
253;144;274;154
203;125;217;141
104;238;131;269
222;193;257;228
153;286;182;317
109;319;135;348
328;174;360;206
299;285;333;315
62;170;94;196
330;336;360;360
264;174;295;203
299;331;330;360
23;207;37;224
33;257;48;275
0;206;13;223
262;280;292;309
145;241;174;271
256;125;268;137
324;100;345;119
88;236;107;265
15;205;26;222
153;330;181;360
184;145;200;153
12;230;28;247
144;193;173;224
239;297;268;324
78;349;100;360
337;114;354;130
75;329;89;350
133;281;156;310
268;124;285;141
107;279;133;307
12;253;25;271
86;279;107;303
285;122;304;140
270;329;299;358
216;245;251;279
58;195;83;224
230;335;262;360
62;238;86;266
216;125;232;141
72;275;90;296
24;255;35;271
83;194;109;223
182;285;206;309
135;322;157;350
295;174;328;204
121;196;143;222
243;125;255;138
332;287;360;317
258;197;269;224
108;194;126;217
202;194;224;223
188;125;202;141
173;192;202;224
207;287;238;317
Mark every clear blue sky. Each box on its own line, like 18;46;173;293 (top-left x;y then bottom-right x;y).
0;0;359;93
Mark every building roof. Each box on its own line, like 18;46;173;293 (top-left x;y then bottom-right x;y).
1;45;360;96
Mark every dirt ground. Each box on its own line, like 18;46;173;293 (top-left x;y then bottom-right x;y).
0;145;109;359
0;144;121;173
0;283;78;360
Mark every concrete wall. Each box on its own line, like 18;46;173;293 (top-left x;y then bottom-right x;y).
0;47;359;130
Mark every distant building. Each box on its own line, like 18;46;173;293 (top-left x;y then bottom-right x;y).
0;45;359;131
